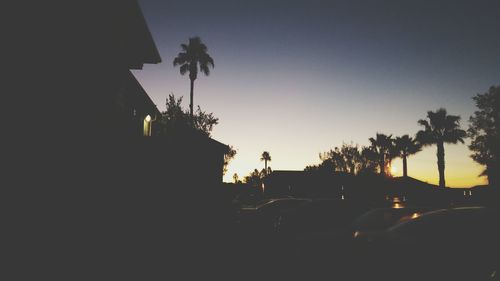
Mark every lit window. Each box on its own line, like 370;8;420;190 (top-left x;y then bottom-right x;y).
143;115;152;136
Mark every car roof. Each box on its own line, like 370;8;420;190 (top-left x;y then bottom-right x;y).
388;206;487;232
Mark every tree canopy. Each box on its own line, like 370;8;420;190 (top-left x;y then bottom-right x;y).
468;85;500;185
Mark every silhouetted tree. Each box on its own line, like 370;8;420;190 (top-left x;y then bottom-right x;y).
320;143;361;174
369;133;396;176
341;143;361;175
358;146;379;175
417;108;466;188
394;135;422;178
244;169;262;187
223;146;237;176
304;158;335;172
233;173;239;184
157;94;219;137
173;37;214;120
320;148;344;172
468;86;500;186
260;151;271;174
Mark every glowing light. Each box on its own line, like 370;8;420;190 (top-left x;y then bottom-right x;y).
143;115;153;136
353;231;360;238
392;203;404;209
411;213;420;219
390;165;398;175
341;195;345;200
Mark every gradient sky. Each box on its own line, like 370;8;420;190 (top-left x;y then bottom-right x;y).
134;0;500;187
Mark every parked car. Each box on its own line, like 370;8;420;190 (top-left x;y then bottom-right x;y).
277;199;370;237
350;206;433;239
236;197;312;234
354;206;500;281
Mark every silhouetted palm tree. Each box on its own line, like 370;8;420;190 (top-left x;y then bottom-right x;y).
260;151;271;174
416;108;466;188
369;133;395;176
173;37;214;120
394;135;422;178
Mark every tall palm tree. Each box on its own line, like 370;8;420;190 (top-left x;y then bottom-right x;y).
369;133;395;177
173;37;214;120
261;151;271;174
394;135;422;178
416;108;466;188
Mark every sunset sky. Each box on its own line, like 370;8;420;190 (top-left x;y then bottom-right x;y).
134;0;499;187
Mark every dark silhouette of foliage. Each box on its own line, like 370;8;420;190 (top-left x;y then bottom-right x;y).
173;37;214;120
369;133;396;177
358;145;379;175
261;167;272;177
304;159;335;172
313;143;378;175
394;135;422;178
417;108;466;188
156;94;218;137
244;169;262;187
320;143;361;174
468;85;500;186
223;146;237;176
260;151;272;174
233;173;240;184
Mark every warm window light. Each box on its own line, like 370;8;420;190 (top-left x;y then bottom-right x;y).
143;115;153;136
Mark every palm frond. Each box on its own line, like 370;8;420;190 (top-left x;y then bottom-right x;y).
179;64;189;75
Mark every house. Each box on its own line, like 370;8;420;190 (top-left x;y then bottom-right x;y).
111;71;161;137
12;1;233;278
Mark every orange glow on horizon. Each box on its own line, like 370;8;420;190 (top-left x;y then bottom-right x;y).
390;165;398;175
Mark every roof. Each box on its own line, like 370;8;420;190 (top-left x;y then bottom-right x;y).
125;71;160;116
124;0;162;68
103;0;162;69
158;123;230;154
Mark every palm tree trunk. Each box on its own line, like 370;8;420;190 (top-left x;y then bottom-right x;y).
265;160;268;172
189;78;194;121
437;141;445;188
403;154;408;178
380;154;385;176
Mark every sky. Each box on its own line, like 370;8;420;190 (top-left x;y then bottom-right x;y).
134;0;500;187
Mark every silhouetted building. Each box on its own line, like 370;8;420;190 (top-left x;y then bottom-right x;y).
111;71;161;137
151;126;230;189
12;2;234;279
264;170;352;198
